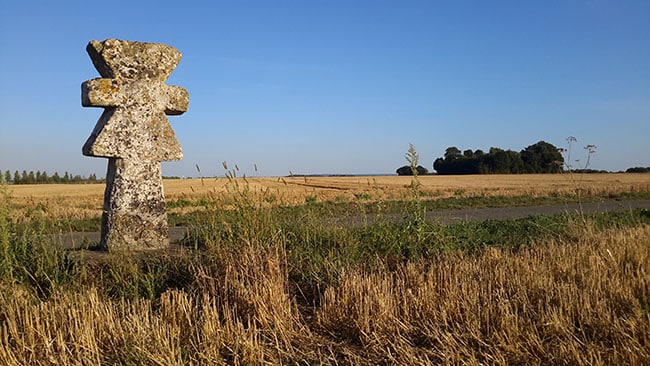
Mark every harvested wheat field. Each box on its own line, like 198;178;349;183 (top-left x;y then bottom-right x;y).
1;216;649;364
2;172;650;364
6;173;650;221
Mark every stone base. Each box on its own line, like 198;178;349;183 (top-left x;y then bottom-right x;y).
100;158;169;250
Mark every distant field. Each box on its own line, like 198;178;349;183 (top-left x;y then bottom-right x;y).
5;173;649;221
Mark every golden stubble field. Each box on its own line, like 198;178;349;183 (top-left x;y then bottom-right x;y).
6;173;650;221
3;174;650;364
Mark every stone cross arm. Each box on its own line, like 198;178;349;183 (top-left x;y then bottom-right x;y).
81;39;188;161
82;79;188;115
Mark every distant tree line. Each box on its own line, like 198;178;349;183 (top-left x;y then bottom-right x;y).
0;170;102;184
396;139;647;175
569;169;610;174
432;141;564;175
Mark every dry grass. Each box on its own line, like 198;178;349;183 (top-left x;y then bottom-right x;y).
6;173;650;222
317;225;650;364
1;223;648;365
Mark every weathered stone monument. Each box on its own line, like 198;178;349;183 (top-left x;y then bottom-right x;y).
81;39;189;250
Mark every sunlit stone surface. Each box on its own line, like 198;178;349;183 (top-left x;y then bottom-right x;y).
82;39;189;250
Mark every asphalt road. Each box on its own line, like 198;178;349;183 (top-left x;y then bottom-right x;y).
330;199;650;226
49;199;650;250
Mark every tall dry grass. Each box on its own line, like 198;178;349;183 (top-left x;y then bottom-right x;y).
1;223;648;365
318;225;650;364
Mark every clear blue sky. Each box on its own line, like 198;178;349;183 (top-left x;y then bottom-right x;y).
1;0;648;177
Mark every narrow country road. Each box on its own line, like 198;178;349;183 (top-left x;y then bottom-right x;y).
331;199;650;226
50;199;650;250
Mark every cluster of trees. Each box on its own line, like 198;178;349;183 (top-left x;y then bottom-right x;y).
396;141;567;176
433;141;564;175
395;165;429;176
0;170;101;185
626;167;650;173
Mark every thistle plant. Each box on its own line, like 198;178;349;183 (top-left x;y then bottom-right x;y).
404;144;428;246
405;143;421;191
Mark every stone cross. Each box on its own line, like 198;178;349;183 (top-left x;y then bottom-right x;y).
81;39;189;250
